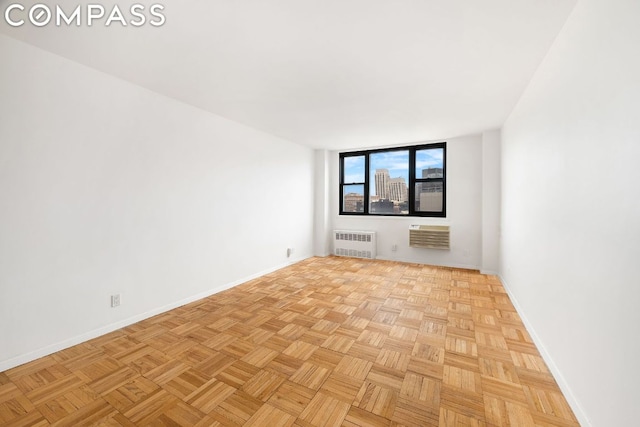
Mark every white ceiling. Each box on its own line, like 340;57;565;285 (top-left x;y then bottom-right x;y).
1;0;576;150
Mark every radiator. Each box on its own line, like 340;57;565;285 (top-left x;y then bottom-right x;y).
409;225;450;250
333;230;376;259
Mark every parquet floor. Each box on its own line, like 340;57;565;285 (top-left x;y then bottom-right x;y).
0;257;579;426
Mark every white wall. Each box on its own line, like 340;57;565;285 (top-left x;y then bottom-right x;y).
481;130;501;274
313;149;331;257
330;134;483;270
501;0;640;425
0;35;314;371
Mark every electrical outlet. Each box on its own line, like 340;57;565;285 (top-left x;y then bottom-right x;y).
287;248;294;257
391;244;398;252
111;294;121;308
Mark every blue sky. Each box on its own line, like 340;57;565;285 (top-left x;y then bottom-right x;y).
344;156;364;182
416;148;444;171
343;148;443;196
370;151;409;184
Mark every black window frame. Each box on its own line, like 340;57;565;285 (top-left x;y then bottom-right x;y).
339;142;446;217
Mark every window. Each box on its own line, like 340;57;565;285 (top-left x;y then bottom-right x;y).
339;142;446;217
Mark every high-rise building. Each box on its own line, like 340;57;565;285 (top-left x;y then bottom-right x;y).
418;185;443;212
388;177;408;202
374;168;390;199
370;199;395;214
417;168;444;212
343;192;364;212
422;168;444;178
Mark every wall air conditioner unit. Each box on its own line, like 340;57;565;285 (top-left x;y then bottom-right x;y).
409;225;450;250
333;230;376;259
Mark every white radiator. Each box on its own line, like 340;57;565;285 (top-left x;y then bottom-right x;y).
333;230;376;259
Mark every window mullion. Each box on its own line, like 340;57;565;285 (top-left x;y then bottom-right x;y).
409;148;416;215
364;153;370;214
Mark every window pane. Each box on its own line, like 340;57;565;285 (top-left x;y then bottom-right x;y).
415;182;443;212
369;150;409;215
416;148;444;178
343;185;364;212
343;155;365;183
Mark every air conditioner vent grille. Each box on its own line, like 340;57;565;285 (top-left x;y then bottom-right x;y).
409;225;450;250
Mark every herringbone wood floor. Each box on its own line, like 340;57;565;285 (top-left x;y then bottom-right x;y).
0;257;579;426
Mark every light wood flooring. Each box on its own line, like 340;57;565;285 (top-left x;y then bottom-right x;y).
0;257;579;426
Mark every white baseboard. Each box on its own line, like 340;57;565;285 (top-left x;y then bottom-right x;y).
498;274;591;427
0;256;311;372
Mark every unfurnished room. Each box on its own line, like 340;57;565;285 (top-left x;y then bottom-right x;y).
0;1;639;426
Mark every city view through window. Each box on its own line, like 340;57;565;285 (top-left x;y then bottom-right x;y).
341;145;445;216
